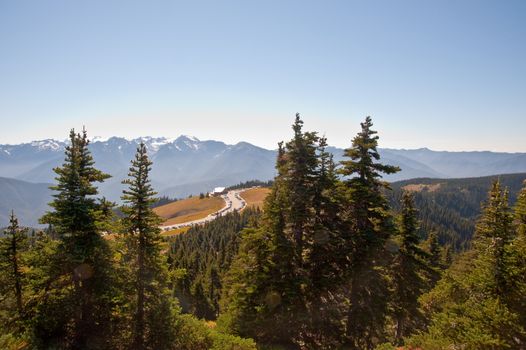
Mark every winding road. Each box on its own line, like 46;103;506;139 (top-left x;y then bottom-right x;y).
160;189;247;231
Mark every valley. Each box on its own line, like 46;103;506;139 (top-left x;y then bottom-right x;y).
156;187;268;235
156;189;248;232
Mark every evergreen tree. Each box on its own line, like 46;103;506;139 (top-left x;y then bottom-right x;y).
0;211;28;331
425;231;441;269
424;230;442;285
302;136;347;347
36;128;116;349
220;114;345;348
505;180;526;337
409;180;526;349
473;180;513;296
285;114;319;259
339;116;400;349
121;142;176;349
514;180;526;238
389;191;430;344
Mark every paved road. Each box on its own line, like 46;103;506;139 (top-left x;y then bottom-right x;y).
160;189;247;232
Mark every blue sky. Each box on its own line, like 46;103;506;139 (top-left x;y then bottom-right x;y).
0;0;525;151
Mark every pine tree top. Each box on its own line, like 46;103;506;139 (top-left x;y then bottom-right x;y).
339;116;400;188
40;128;111;238
475;179;513;245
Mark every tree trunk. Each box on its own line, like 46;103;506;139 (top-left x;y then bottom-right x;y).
11;235;23;316
133;232;146;350
395;317;404;345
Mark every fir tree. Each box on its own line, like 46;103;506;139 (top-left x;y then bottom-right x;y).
285;114;319;259
36;128;116;349
409;180;525;349
339;116;400;349
121;142;176;349
220;114;345;347
473;180;513;296
390;191;430;344
505;180;526;338
514;180;526;238
424;230;442;285
425;231;441;269
0;211;28;325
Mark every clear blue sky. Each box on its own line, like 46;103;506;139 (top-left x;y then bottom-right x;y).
0;0;525;151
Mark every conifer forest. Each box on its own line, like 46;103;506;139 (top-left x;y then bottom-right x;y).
1;115;525;349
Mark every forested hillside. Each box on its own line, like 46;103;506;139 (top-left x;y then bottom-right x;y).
0;129;256;350
1;116;524;350
388;173;526;250
168;208;262;319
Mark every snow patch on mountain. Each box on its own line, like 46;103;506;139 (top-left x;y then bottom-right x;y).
30;140;64;151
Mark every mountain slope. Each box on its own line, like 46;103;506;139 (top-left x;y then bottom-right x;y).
0;136;277;201
1;136;526;203
388;172;526;249
384;148;526;178
0;177;52;227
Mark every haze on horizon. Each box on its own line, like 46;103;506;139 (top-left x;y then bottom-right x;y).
0;0;525;152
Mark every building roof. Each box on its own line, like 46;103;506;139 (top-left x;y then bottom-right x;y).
212;187;226;193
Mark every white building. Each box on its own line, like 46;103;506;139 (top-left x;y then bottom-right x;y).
211;186;226;196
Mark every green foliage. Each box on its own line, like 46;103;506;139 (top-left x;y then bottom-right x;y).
514;180;526;237
339;116;399;349
226;179;274;191
389;173;526;249
0;211;29;338
0;129;257;349
505;180;526;333
0;332;27;350
168;208;262;319
40;128;111;237
218;115;403;349
407;180;526;349
388;192;433;344
119;142;177;349
32;128;117;349
2;120;524;349
220;114;348;348
173;314;256;350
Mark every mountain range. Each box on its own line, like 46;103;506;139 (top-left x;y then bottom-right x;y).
1;135;526;227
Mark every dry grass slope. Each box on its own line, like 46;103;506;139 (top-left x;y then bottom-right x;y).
154;196;225;226
403;183;443;193
240;187;271;209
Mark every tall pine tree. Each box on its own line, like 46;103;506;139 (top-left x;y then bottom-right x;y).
37;128;116;349
0;211;28;329
220;114;345;348
409;180;526;349
505;180;526;340
390;191;430;344
121;142;177;349
339;116;400;349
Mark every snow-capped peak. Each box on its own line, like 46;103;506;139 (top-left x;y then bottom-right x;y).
173;135;201;151
30;139;64;151
91;136;110;143
180;135;200;142
142;137;177;153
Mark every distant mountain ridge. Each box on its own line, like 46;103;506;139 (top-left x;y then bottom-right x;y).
0;136;277;202
1;136;526;226
2;137;526;195
0;177;52;228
